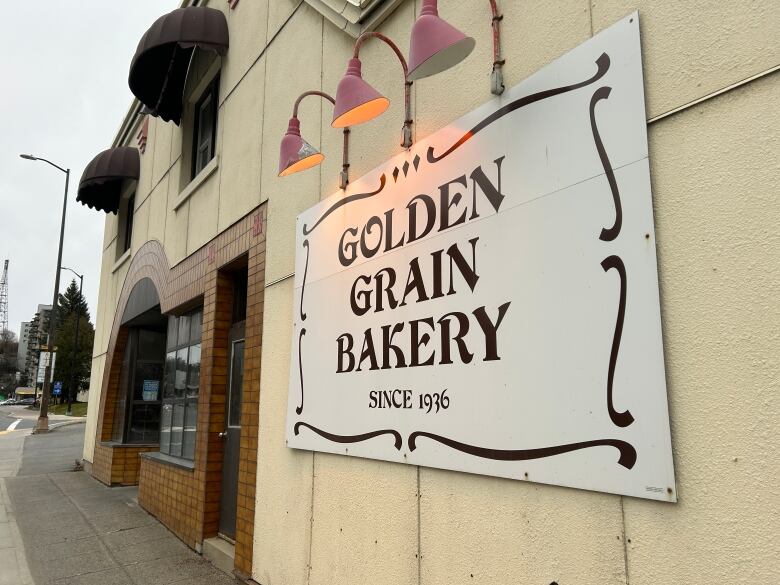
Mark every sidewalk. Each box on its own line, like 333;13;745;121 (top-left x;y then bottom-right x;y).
0;422;32;585
1;425;241;585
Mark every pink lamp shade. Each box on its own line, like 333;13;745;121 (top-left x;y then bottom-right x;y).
408;0;475;82
278;117;324;177
332;58;390;128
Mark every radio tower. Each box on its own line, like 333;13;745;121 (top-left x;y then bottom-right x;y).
0;260;8;333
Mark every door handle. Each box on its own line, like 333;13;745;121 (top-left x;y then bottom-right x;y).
218;431;227;439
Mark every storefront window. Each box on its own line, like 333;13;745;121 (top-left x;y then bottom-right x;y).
112;327;166;444
161;309;202;460
111;331;135;443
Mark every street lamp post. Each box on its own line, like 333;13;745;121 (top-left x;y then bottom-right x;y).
20;154;70;433
61;267;83;417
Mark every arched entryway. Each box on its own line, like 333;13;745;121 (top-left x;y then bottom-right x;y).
111;278;168;446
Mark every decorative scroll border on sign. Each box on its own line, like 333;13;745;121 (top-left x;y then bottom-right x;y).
303;175;388;235
294;51;638;465
407;432;637;469
590;86;623;242
426;53;611;164
295;422;403;451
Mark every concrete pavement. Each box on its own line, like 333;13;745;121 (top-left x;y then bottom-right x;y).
0;423;242;585
0;421;33;585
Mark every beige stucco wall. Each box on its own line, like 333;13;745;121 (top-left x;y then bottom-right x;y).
84;0;779;583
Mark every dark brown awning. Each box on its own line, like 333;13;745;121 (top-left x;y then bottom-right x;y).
128;6;229;125
77;147;140;215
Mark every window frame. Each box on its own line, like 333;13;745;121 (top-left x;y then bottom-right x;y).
111;327;166;445
123;194;135;253
116;183;137;260
191;75;219;180
160;309;203;461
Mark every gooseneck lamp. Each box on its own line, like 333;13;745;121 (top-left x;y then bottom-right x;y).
279;91;351;190
408;0;505;96
332;32;414;149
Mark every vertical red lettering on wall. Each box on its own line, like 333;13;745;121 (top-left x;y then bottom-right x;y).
207;244;216;265
252;213;264;237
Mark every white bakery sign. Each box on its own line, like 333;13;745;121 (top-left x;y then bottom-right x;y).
286;13;676;501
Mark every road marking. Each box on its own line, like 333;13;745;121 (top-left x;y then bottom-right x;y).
7;419;21;431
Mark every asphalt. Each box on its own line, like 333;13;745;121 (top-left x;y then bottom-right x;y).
0;422;241;585
0;405;78;433
0;409;38;432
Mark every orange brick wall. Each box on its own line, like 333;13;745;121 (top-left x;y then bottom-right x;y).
93;206;267;576
92;443;158;486
91;442;112;485
138;457;201;548
97;328;129;442
234;238;264;575
198;270;234;541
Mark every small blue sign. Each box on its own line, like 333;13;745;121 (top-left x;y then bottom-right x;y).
53;381;62;396
142;380;160;401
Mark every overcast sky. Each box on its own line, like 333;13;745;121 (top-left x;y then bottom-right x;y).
0;1;179;338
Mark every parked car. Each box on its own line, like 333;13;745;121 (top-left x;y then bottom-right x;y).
0;398;16;406
16;397;36;406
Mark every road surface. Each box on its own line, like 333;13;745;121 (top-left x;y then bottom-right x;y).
0;405;77;433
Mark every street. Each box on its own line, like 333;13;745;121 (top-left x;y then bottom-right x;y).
0;405;69;433
0;420;240;585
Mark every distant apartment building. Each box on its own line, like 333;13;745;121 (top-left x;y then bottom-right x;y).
24;305;51;386
16;321;31;375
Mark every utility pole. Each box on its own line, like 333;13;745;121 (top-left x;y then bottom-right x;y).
20;154;70;433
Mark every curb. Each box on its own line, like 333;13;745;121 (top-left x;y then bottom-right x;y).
49;419;87;431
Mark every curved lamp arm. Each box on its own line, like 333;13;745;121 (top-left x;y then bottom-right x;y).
353;32;414;149
20;155;69;175
294;91;351;190
293;90;335;116
60;266;84;281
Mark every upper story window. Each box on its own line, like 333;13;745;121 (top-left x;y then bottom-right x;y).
116;186;136;260
123;194;135;253
176;51;222;195
192;75;219;179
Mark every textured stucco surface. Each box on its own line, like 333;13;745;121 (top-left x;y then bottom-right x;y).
592;0;779;118
624;71;780;585
82;352;105;463
84;0;779;583
253;279;314;585
420;468;627;584
217;56;266;233
260;3;325;284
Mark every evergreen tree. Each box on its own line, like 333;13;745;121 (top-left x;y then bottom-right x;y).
58;280;90;323
0;330;18;399
52;279;95;403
